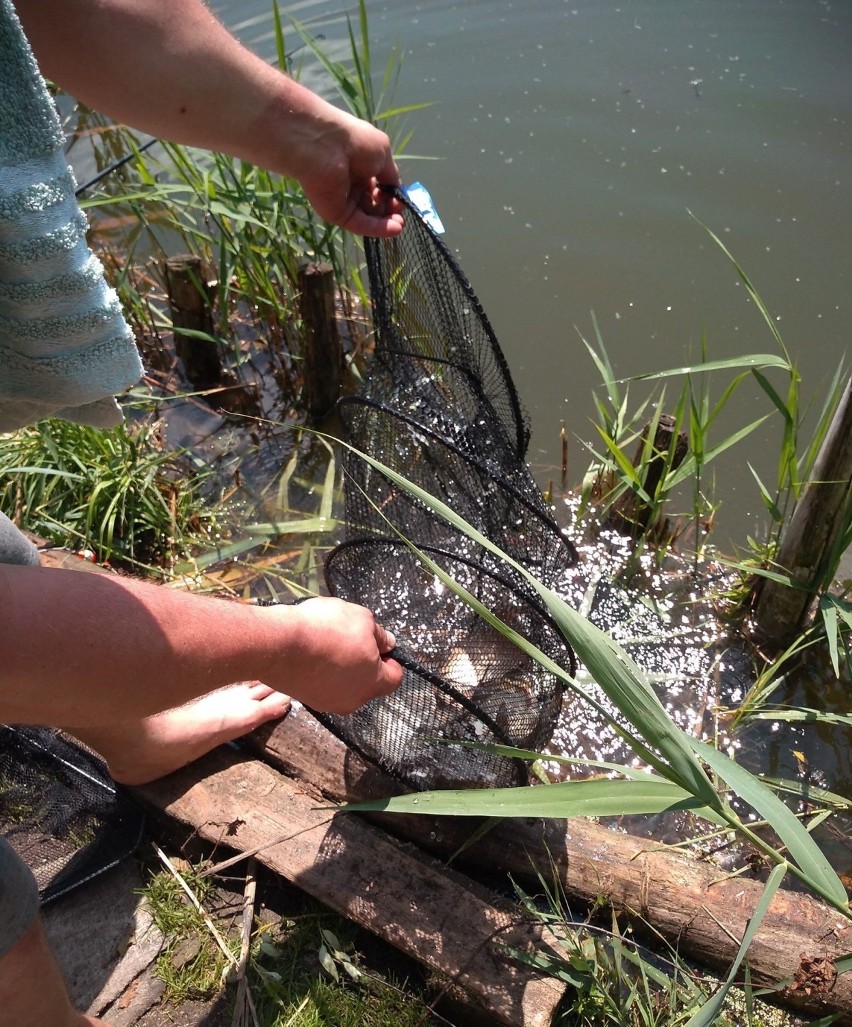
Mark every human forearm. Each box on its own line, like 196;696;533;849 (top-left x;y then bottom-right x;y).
16;0;403;235
20;0;301;171
0;565;400;726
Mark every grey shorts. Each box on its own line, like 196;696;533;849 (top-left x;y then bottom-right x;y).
0;835;40;957
0;510;42;957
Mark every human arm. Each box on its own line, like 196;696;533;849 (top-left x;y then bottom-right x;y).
0;564;402;727
16;0;403;237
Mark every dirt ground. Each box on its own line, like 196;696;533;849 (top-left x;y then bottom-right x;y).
44;856;231;1027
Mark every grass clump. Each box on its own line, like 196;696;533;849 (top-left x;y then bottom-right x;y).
0;414;217;573
140;857;437;1026
143;860;232;1004
249;917;435;1027
513;878;805;1027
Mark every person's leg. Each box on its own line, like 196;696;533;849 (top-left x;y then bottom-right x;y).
0;917;102;1027
0;836;99;1027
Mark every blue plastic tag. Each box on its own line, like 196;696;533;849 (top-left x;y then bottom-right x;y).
402;181;446;235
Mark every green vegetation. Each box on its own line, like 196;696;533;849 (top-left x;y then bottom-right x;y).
4;3;848;1025
514;876;801;1027
140;858;437;1025
0;417;216;573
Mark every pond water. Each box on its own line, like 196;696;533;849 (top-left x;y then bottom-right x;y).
194;1;850;850
209;0;852;550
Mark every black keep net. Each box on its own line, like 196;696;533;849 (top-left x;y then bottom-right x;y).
318;188;578;790
0;725;145;903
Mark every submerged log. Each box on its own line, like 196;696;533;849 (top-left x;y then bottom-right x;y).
607;412;689;538
163;255;221;389
133;746;568;1027
298;261;344;422
245;708;852;1024
752;376;852;652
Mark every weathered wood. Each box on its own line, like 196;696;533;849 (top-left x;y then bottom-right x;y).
42;861;163;1015
298;261;344;421
607;412;689;538
246;709;852;1024
752;376;852;651
132;747;568;1027
163;254;221;389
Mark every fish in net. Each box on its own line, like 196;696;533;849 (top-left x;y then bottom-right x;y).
318;187;578;789
0;725;145;903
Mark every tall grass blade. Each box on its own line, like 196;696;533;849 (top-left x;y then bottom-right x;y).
630;354;789;381
342;776;712;819
687;739;848;907
685;863;787;1027
689;213;792;362
748;708;852;730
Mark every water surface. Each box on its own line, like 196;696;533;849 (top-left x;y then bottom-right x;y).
212;0;852;547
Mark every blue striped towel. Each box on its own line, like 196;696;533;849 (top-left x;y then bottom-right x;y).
0;0;143;431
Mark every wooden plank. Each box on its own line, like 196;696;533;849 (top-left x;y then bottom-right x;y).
133;746;567;1027
247;708;852;1024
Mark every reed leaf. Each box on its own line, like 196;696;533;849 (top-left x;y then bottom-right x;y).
687;739;848;907
684;863;787;1027
747;707;852;730
243;516;338;536
746;462;783;522
343;776;711;820
629;354;789;381
756;775;851;811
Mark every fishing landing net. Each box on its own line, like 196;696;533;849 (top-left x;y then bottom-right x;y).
0;725;145;903
316;188;579;790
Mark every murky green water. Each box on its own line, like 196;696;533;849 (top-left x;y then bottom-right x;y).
210;0;851;550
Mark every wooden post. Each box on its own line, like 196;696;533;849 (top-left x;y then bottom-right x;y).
752;376;852;652
607;412;689;537
298;261;343;421
163;254;221;389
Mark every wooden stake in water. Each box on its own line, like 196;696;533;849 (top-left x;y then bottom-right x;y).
752;375;852;651
299;261;343;422
163;254;221;389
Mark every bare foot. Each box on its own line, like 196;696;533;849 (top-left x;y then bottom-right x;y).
68;682;290;786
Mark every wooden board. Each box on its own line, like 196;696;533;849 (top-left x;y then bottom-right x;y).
247;708;852;1024
133;746;567;1027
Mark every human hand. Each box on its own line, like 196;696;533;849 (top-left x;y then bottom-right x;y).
290;106;405;238
265;597;403;713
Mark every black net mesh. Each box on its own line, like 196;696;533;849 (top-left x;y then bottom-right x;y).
318;189;578;789
0;725;145;903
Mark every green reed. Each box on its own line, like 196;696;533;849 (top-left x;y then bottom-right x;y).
0;416;216;573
